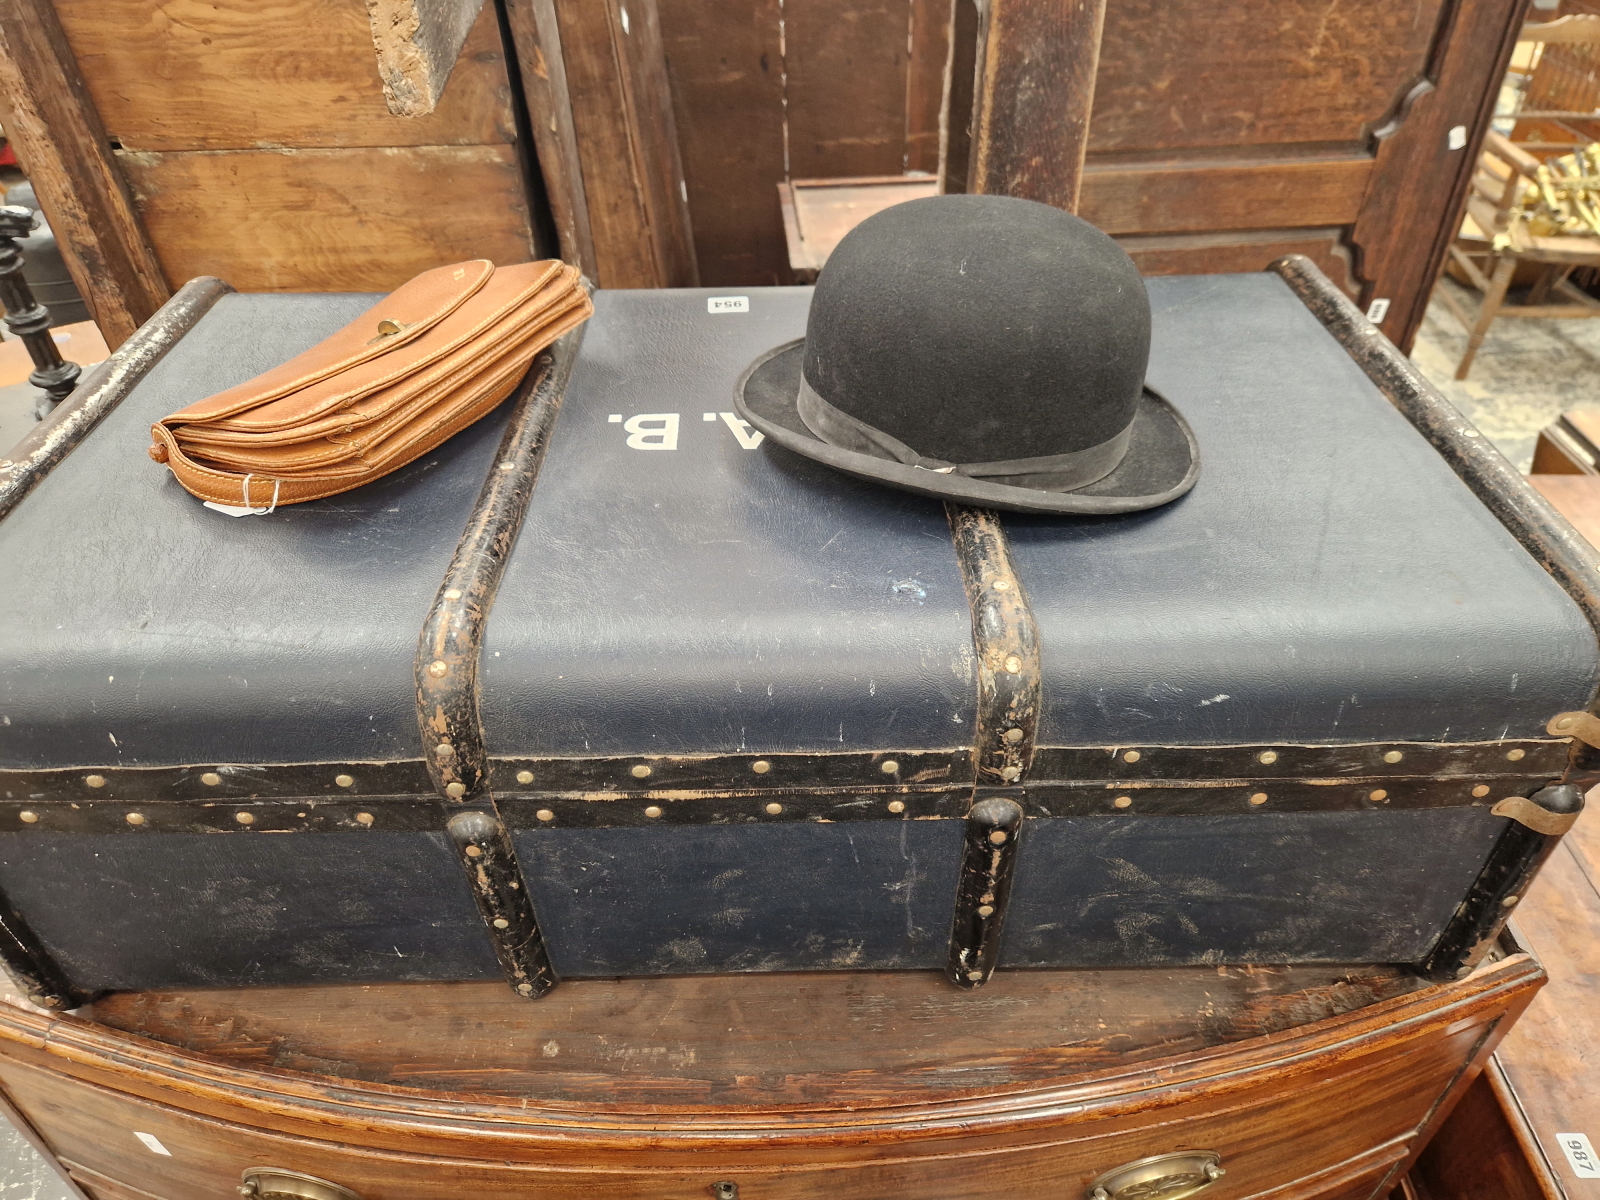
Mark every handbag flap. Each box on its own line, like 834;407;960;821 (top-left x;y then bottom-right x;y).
157;259;496;427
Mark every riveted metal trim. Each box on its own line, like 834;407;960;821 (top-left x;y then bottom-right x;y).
0;760;435;804
499;788;970;828
1420;783;1585;980
0;742;1566;822
1025;778;1549;817
947;505;1041;787
0;276;235;524
416;314;589;804
447;810;557;999
948;795;1024;989
491;749;970;793
1272;255;1600;707
1492;793;1581;836
1031;739;1568;782
0;798;447;835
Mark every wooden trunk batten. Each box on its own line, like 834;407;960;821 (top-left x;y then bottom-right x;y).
501;0;600;276
365;0;489;118
0;947;1545;1199
547;0;697;288
965;0;1107;210
0;0;169;348
34;0;539;299
1350;0;1537;351
53;0;516;151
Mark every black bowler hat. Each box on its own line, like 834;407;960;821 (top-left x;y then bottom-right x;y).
734;194;1199;514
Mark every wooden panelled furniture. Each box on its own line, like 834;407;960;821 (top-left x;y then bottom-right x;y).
0;931;1556;1199
0;0;1543;351
662;0;1530;350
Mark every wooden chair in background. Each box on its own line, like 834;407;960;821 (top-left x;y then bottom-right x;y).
1437;130;1600;379
1436;14;1600;379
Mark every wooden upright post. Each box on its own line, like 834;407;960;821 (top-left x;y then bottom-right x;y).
1348;0;1534;351
0;0;169;348
501;0;600;277
946;0;1108;212
504;0;696;288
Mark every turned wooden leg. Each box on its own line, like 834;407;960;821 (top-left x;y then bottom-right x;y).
1457;255;1516;380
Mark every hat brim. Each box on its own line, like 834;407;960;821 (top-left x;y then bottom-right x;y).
734;340;1200;515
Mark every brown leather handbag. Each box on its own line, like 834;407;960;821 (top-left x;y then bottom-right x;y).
149;259;591;508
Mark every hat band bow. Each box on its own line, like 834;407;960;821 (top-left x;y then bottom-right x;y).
796;377;1133;493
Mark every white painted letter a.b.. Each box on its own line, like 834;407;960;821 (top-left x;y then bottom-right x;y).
623;413;680;450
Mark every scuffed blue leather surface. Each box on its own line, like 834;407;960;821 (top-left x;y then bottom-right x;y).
1;277;1593;770
0;293;510;768
480;288;976;756
1009;274;1599;744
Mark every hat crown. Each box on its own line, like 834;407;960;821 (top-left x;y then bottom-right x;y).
801;195;1150;464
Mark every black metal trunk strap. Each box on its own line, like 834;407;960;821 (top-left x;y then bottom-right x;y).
945;504;1042;988
415;306;589;998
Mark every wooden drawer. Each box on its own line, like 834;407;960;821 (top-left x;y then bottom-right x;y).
0;952;1542;1200
6;1051;1429;1200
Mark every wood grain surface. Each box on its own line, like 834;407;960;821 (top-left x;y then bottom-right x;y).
967;0;1106;208
1079;152;1372;236
365;0;489;117
785;0;910;181
502;0;599;274
52;0;514;151
1349;0;1534;351
38;0;539;300
0;947;1544;1199
556;0;697;288
88;961;1429;1103
903;0;948;174
1087;0;1444;154
1486;805;1600;1195
658;0;789;285
1410;1068;1556;1199
117;145;534;293
1530;474;1600;549
0;0;169;347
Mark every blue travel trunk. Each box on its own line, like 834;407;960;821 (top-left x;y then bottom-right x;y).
0;267;1593;1002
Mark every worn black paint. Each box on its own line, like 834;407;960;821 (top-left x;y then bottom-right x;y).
417;320;589;803
1419;784;1586;980
447;810;557;998
0;888;90;1009
948;795;1025;988
0;206;80;408
948;505;1041;788
0;830;500;991
0;275;232;522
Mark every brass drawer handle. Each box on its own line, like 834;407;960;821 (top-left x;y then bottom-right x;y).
238;1168;363;1200
1087;1151;1225;1200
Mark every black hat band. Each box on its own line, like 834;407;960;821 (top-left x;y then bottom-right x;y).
796;376;1133;492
